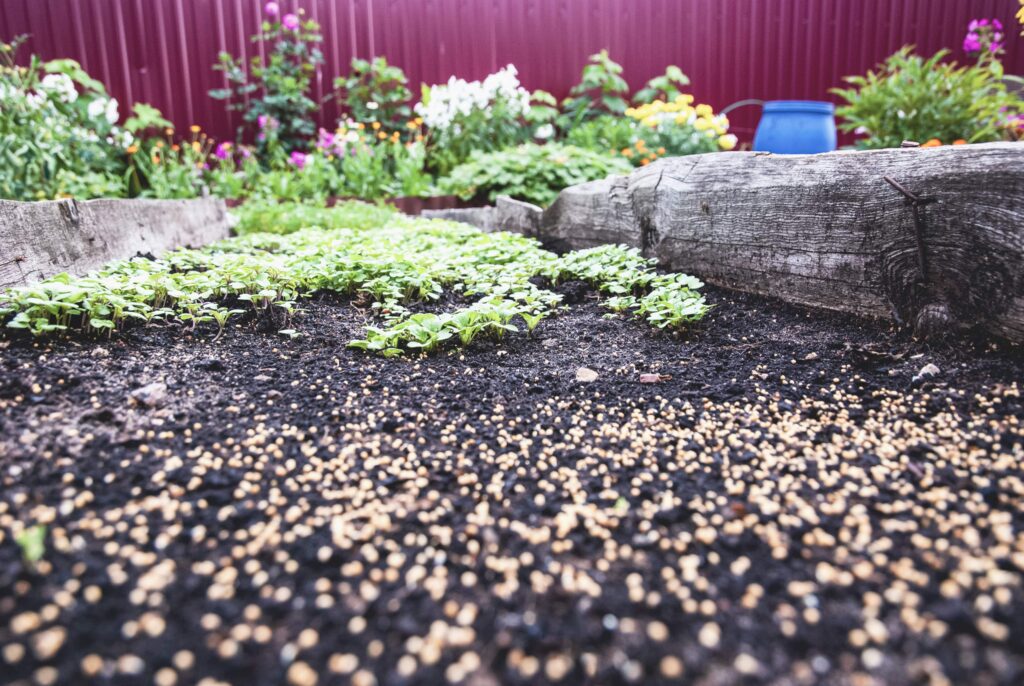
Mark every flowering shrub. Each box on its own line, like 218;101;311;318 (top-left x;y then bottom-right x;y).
963;19;1005;58
210;4;323;155
440;142;632;207
622;96;737;164
126;125;212;199
0;36;132;199
334;57;412;135
833;47;1020;149
415;65;532;174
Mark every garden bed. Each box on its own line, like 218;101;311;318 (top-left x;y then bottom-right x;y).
1;272;1022;684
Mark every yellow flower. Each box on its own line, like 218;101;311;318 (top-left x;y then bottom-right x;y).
693;118;710;132
377;131;388;140
675;94;694;105
718;134;738;151
371;121;382;130
189;125;201;133
695;104;713;118
674;114;688;125
356;122;365;130
642;115;659;128
406;120;418;130
414;117;423;126
191;141;201;152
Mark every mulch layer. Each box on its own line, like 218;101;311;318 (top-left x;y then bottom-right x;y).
1;284;1022;686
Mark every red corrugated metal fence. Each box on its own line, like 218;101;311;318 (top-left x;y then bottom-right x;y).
2;0;1022;142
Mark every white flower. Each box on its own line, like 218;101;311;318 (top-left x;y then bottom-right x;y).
105;98;119;124
39;73;77;103
414;65;530;132
535;123;555;140
87;97;107;120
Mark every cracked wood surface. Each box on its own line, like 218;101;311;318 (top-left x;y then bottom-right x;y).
428;143;1024;342
0;198;232;289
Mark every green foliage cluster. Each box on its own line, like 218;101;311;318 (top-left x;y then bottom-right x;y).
1;204;708;354
210;11;324;154
441;143;632;207
833;47;1021;148
0;36;129;199
232;199;396;235
334;57;413;135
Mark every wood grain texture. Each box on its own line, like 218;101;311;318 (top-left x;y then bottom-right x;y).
0;197;232;289
436;143;1024;342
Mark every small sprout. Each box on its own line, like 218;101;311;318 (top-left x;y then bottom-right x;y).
16;525;46;565
278;328;300;339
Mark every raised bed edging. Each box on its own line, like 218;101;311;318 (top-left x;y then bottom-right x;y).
0;197;232;289
425;143;1024;344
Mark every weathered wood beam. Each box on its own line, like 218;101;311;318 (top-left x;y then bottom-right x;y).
0;197;233;289
429;143;1024;343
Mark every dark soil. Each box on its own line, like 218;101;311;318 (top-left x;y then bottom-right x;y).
1;285;1022;686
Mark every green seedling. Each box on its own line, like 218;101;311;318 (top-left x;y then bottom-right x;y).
0;203;708;354
16;525;46;565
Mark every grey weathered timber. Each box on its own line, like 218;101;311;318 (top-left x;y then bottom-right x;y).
0;197;232;289
422;197;544;234
440;143;1024;342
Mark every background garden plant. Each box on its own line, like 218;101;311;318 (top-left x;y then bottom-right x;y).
210;4;324;156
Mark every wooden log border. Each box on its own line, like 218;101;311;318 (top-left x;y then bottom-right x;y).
0;197;233;289
425;143;1024;343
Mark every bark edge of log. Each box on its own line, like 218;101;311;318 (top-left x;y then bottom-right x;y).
424;142;1024;344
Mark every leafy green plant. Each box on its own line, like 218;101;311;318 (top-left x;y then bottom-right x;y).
633;65;691;104
334;57;412;134
0;36;130;200
415;65;532;175
126;125;212;199
565;115;638;155
832;47;1020;149
210;6;324;155
1;207;707;354
559;50;630;130
440;142;632;207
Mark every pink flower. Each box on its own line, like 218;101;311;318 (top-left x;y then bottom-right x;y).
282;13;300;31
289;151;308;169
214;141;232;160
240;147;252;159
264;2;279;17
964;34;982;53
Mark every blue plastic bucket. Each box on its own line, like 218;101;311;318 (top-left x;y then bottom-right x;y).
752;100;837;154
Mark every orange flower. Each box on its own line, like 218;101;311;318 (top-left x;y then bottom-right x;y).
620;148;632;157
377;131;388;140
126;145;139;155
152;154;161;164
415;134;425;142
164;128;174;136
640;159;650;166
636;139;647;149
952;139;967;145
356;122;365;130
189;125;201;133
657;147;666;155
155;141;165;149
920;138;942;148
371;122;382;130
171;144;180;152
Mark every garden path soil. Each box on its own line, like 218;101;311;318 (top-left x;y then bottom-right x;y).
1;285;1022;686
